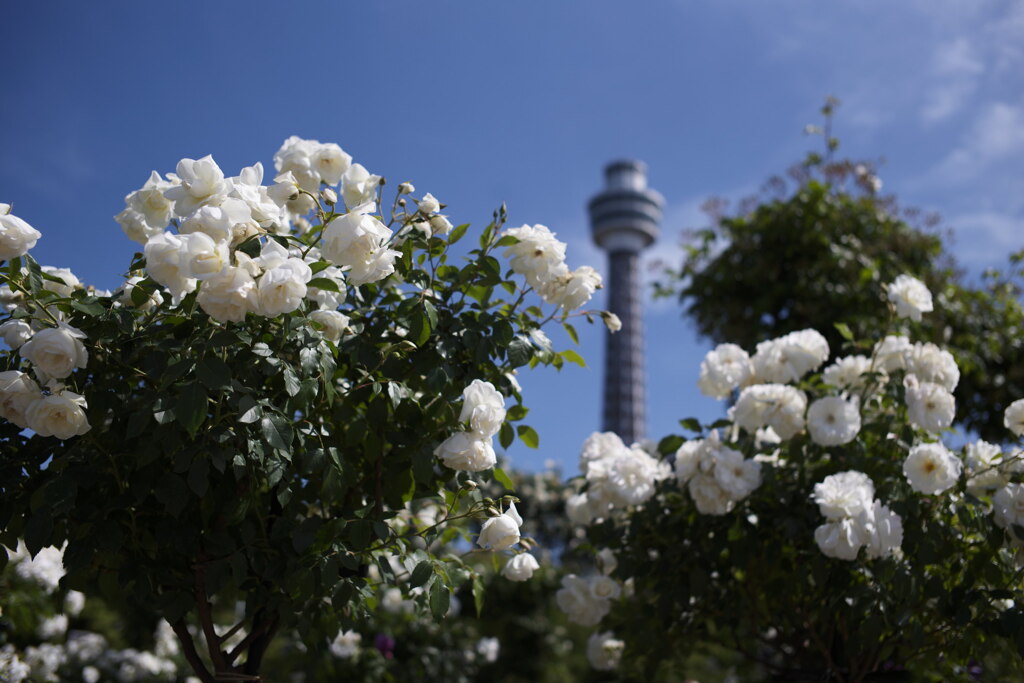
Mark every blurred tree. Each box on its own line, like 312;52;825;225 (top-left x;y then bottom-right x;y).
658;98;1024;441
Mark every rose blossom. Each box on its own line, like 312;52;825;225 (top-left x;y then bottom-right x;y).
1004;398;1024;437
697;343;753;399
903;442;962;495
0;210;42;261
501;553;540;581
887;274;933;321
25;390;91;439
459;380;506;438
19;324;89;380
434;431;497;472
477;503;523;550
0;319;33;349
807;396;861;446
308;310;350;343
0;370;42;428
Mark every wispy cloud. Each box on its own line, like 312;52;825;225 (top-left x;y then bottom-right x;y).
925;102;1024;185
920;37;985;123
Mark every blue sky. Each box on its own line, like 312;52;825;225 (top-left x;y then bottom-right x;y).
2;1;1022;473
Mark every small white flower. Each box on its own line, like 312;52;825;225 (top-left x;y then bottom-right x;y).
697;343;753;399
807;396;861;446
905;375;955;433
0;210;42;261
813;471;875;521
887;274;933;321
25;389;91;439
478;503;523;550
873;335;911;372
308;310;350;343
586;632;624;671
814;518;864;560
0;319;33;349
434;432;497;472
822;355;873;391
1004;399;1024;437
459;379;506;438
903;442;962;495
601;311;622;333
19;323;89;381
904;342;959;392
501;553;540;581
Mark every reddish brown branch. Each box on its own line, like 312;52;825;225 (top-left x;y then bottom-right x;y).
171;619;215;683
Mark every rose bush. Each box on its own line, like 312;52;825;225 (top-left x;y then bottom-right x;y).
0;137;607;680
564;275;1024;680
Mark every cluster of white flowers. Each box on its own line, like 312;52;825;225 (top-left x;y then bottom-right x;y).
0;370;91;439
730;383;808;440
502;224;603;311
697;343;752;399
433;379;506;471
750;328;830;384
813;471;903;560
112;137;409;324
674;430;762;515
568;431;670;523
8;542;66;593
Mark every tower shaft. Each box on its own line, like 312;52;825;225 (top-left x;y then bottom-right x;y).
603;250;645;443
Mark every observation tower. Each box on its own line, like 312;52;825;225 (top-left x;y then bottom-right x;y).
587;160;663;445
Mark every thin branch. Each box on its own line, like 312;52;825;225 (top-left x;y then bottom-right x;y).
171;619;215;683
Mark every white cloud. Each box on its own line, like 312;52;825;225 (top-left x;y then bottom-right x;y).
947;210;1023;272
920;37;984;123
927;102;1024;184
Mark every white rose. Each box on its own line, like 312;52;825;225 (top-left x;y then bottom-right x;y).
0;211;42;260
965;439;1007;495
429;214;453;236
329;630;361;659
731;383;807;440
807;396;861;446
434;431;497;471
321;212;399;286
1004;399;1024;437
144;232;197;300
117;276;164;311
903;442;962;494
887;274;933;321
196;265;257;323
873;335;911;372
417;193;441;215
858;500;903;560
305;265;346;309
813;471;875;521
180;231;230;280
164;155;229;215
0;370;43;427
589;575;622;601
601;311;622;333
993;483;1024;530
579;431;627;474
502;224;568;291
341;163;381;209
822;355;873;391
179;205;237;245
541;265;603;311
565;492;595;526
41;267;80;298
712;447;762;500
0;319;33;349
115;208;161;245
125;170;175;229
750;329;829;384
501;553;540;581
586;632;624;671
459;379;506;438
20;324;89;380
904;342;959;392
689;473;734;515
556;574;610;626
308;310;350;343
814;518;864;560
698;343;753;399
477;503;523;550
312;143;352;186
905;376;955;433
256;259;312;317
25;390;91;439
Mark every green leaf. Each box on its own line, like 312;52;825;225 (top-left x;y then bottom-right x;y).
834;322;855;341
410;561;433;589
448;222;470;245
187;458;209;498
238;395;262;423
658;435;685;455
175;383;208;435
429;575;451;620
24;509;53;556
423;299;438;329
498;422;514;450
261;413;293;452
516;425;539;449
71;298;105;317
563;322;580;345
679;417;702;432
307;277;341;292
197;357;232;390
472;572;485;617
283;366;301;397
493;467;515;490
507;337;533;368
561;349;586;367
506;404;528;421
